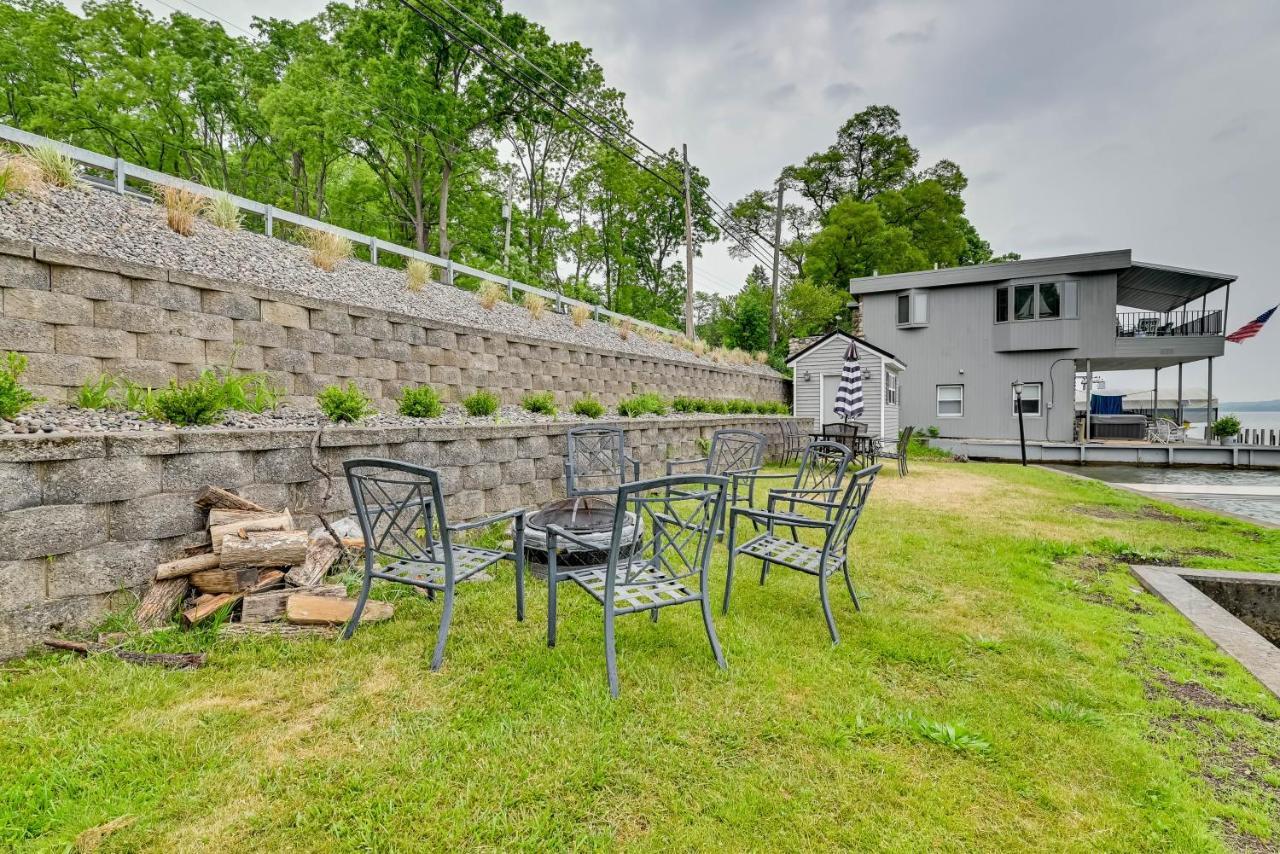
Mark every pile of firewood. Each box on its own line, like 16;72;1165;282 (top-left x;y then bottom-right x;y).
134;486;394;632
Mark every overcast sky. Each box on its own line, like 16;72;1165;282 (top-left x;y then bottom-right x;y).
112;0;1280;401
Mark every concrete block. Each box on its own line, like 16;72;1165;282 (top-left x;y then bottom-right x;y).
357;357;397;380
0;502;110;560
310;308;352;334
373;338;411;362
431;365;461;386
517;435;550;459
161;451;255;491
54;326;135;359
0;558;44;611
43;455;161;504
426;329;456;349
260;301;309;329
49;267;130;301
166;310;234;341
46;539;164;598
110;492;204;541
22;352;100;387
485;485;522;515
200;289;260;320
132;278;202;311
501;458;536;485
393;323;427;345
449;489;485;520
0;317;54;353
352;315;392;339
334;334;374;357
204;340;264;370
0;255;49;291
462;463;501;491
93;300;169;333
255;446;315;483
263;347;313;373
313;353;358;376
0;593;113;658
0;434;105;464
236;482;290;510
3;288;92;326
101;358;178;388
286;326;334;353
396;362;431;383
138;333;205;364
232;319;287;348
0;463;40;512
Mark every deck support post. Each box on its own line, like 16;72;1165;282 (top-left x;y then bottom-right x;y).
1206;356;1215;441
1176;363;1184;425
1153;367;1159;422
1084;359;1093;443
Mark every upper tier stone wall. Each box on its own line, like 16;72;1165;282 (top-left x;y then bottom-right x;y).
0;240;788;409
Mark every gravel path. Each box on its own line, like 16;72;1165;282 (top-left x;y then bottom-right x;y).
0;185;776;376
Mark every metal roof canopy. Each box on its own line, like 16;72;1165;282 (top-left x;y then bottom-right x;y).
849;249;1236;313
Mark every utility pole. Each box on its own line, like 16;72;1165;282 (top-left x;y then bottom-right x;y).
768;176;784;347
501;169;514;273
682;143;695;339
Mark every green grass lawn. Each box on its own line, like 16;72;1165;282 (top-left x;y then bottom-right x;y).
3;460;1280;852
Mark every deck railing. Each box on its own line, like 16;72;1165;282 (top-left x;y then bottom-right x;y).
1115;310;1222;338
0;123;676;336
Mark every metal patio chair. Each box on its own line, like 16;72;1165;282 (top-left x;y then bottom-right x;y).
666;428;767;520
544;474;729;697
724;464;882;644
777;419;804;465
737;440;853;540
874;425;915;477
565;425;641;497
343;458;526;670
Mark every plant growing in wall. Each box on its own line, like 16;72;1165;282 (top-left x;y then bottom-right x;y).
570;304;591;327
0;352;40;420
399;385;444;418
406;260;435;292
317;383;373;423
157;186;204;236
75;374;117;410
617;393;667;417
571;395;605;418
204;194;241;230
462;390;499;417
478;281;506;310
154;378;226;426
304;228;354;272
29;145;76;187
523;293;548;320
521;391;557;416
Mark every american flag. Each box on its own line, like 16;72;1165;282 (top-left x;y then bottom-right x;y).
1226;305;1277;344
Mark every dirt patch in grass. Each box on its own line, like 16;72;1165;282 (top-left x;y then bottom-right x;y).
1149;671;1252;713
875;465;999;513
1070;503;1192;525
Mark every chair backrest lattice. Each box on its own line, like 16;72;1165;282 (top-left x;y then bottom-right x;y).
792;440;853;499
567;426;632;497
824;464;881;558
707;429;767;476
609;475;727;589
344;458;451;568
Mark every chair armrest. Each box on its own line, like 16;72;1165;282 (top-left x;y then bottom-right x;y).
725;465;763;478
448;507;526;533
730;505;832;529
767;492;840;513
666;457;708;475
544;523;603;550
768;487;840;499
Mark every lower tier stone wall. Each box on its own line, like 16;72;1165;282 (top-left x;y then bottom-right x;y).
0;416;806;658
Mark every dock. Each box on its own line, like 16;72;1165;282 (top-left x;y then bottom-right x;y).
932;438;1280;468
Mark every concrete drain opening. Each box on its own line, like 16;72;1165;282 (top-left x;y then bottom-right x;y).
1131;565;1280;699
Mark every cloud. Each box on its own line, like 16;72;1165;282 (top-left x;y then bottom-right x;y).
823;81;864;102
886;19;936;45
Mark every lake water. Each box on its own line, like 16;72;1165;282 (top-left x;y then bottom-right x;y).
1047;464;1280;526
1224;410;1280;434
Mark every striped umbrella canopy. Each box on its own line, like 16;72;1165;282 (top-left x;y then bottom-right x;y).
832;339;864;420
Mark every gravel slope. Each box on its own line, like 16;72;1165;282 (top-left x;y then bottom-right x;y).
0;185;777;377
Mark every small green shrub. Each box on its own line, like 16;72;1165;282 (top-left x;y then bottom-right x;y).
521;391;557;416
0;351;40;420
154;379;225;426
76;374;117;410
617;392;667;417
726;399;753;414
317;383;373;423
119;380;158;416
399;385;444;418
927;426;940;438
672;396;697;413
205;368;281;414
1212;415;1241;438
572;395;605;418
462;390;499;417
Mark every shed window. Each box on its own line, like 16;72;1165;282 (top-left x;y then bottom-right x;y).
885;369;899;405
936;384;963;418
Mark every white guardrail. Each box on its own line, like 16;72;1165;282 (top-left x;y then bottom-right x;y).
0;124;674;335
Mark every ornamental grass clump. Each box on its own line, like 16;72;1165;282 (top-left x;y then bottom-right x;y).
570;303;591;327
75;374;117;410
158;185;204;237
30;145;76;188
616;392;666;417
304;228;353;272
571;395;604;419
0;352;40;420
317;382;373;423
521;391;557;416
399;385;443;419
463;390;499;417
523;293;547;320
478;281;505;310
617;319;633;341
204;193;241;230
406;260;435;292
0;153;44;198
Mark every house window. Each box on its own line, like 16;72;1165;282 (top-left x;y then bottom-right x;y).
1013;382;1043;417
995;281;1078;323
885;369;899;405
897;290;928;327
936;384;963;417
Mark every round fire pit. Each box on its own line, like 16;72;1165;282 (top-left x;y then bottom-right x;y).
524;497;640;579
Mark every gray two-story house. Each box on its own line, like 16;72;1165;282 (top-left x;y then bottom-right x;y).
851;250;1235;443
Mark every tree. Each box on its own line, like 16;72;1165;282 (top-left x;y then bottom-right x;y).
804;196;925;290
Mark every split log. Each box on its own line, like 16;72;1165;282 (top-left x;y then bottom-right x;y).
219;622;339;640
286;595;393;626
190;566;261;594
241;583;346;624
44;639;206;669
245;570;286;594
285;538;342;587
220;530;309;569
207;508;284;528
210;511;294;553
182;592;242;627
136;577;190;628
155;552;221;581
194;485;267;513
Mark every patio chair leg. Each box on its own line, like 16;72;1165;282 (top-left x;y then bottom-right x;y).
341;568;373;640
760;558;771;586
604;607;620;698
722;526;738;615
819;572;840;645
650;608;659;623
513;524;526;623
700;593;728;670
547;571;558;648
430;585;454;670
842;562;861;611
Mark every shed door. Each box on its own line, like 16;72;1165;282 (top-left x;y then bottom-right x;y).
821;374;842;422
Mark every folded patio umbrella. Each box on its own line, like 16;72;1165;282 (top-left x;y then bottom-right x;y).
833;339;864;421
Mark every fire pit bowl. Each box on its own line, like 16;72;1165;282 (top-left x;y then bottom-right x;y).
523;497;640;579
